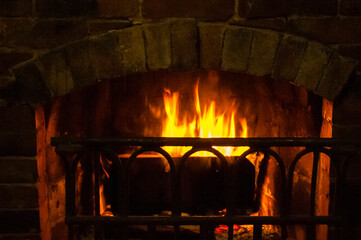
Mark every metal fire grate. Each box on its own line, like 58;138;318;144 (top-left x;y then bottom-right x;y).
51;137;359;240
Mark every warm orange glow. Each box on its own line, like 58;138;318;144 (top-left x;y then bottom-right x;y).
160;79;249;157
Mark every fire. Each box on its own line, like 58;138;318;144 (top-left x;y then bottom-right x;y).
160;80;248;157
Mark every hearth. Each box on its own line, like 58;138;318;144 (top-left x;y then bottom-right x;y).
9;18;358;240
35;69;340;240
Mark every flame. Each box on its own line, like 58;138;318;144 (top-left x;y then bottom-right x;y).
161;79;248;157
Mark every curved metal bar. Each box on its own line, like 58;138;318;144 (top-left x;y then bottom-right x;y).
287;147;332;215
126;147;177;215
58;150;86;219
99;148;125;216
232;148;262;215
267;149;287;214
232;148;286;213
266;149;288;240
177;147;229;216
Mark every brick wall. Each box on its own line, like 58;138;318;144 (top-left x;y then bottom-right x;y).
0;0;360;89
0;0;360;239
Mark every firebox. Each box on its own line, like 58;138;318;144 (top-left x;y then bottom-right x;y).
43;70;340;240
10;19;358;240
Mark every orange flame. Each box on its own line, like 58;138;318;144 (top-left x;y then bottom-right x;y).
161;80;248;157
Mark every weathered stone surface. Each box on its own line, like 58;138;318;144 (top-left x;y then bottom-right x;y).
87;19;132;34
64;39;97;88
272;34;308;82
12;61;50;107
221;26;253;72
337;44;361;70
29;19;88;49
198;22;226;69
288;17;361;44
294;41;332;91
142;21;171;70
88;26;146;78
0;131;36;156
88;31;123;78
143;0;234;21
0;18;87;49
230;18;286;31
0;18;36;47
0;49;33;75
0;157;37;183
170;19;198;70
289;0;337;16
0;183;38;208
0;209;40;234
36;50;74;97
333;124;361;139
0;0;32;17
0;104;34;132
334;98;361;125
96;0;138;18
117;26;146;74
35;0;93;17
340;0;361;16
316;54;358;100
238;0;287;17
247;29;279;76
0;75;15;88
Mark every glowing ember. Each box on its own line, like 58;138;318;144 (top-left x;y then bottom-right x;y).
214;210;280;239
158;79;248;157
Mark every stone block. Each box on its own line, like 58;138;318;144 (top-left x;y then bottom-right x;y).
0;104;35;132
316;53;358;100
332;124;361;139
96;0;138;18
64;39;97;88
0;157;37;183
0;49;33;75
343;152;361;178
229;18;286;31
0;183;38;208
0;75;15;88
247;29;279;76
0;209;40;234
198;22;226;69
35;0;93;17
29;19;88;49
88;31;124;78
87;20;132;34
143;0;234;21
0;18;36;48
36;50;74;97
0;0;32;17
116;26;146;74
294;41;332;91
333;98;361;125
0;131;36;156
221;26;253;72
142;21;171;70
340;0;361;16
272;34;307;82
238;0;287;18
12;61;50;107
289;0;337;16
170;19;198;70
288;17;361;44
337;44;361;70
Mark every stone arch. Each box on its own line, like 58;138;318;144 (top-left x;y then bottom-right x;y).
12;19;358;108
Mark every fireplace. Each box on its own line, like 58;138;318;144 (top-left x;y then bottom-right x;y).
5;15;359;240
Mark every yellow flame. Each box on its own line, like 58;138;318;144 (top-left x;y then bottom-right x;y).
161;80;248;157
